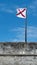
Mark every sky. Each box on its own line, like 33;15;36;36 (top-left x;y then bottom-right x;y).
0;0;37;42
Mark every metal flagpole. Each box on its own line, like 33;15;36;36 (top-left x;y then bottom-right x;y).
25;8;28;51
25;8;27;44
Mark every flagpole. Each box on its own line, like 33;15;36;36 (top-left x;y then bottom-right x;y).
25;8;28;50
25;8;27;43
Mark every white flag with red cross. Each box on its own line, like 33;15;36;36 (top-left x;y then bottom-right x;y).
16;8;26;18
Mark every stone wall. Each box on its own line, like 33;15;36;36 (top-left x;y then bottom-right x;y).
0;42;37;54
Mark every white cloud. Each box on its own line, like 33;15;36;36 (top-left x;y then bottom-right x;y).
10;27;25;32
2;8;13;13
0;3;5;6
0;3;14;14
9;27;25;42
28;0;37;16
9;26;37;42
27;26;37;38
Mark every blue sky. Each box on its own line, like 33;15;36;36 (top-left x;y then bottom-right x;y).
0;0;37;42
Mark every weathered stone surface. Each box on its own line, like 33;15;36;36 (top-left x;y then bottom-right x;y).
0;42;37;54
0;56;37;65
0;42;37;65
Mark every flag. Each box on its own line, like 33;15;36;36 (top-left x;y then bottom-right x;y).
16;8;26;18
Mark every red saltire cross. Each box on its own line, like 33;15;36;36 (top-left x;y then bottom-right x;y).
16;8;26;17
